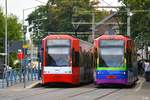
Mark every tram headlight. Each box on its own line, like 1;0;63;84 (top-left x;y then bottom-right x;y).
123;71;126;75
68;71;71;74
97;71;100;74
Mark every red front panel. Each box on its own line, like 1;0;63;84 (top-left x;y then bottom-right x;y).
42;67;80;84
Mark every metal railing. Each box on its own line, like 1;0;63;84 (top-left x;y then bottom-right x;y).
0;67;40;88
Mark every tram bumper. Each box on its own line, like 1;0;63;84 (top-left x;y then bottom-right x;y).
95;78;128;85
95;70;128;85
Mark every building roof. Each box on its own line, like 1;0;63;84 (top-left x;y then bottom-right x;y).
95;12;118;28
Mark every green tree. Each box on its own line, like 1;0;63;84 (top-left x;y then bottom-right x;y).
27;0;108;41
0;8;22;68
0;8;5;53
7;14;22;40
7;15;22;68
119;0;150;40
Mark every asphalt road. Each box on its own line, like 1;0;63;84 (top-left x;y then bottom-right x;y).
0;77;150;100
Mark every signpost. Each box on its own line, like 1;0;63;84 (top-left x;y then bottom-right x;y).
17;51;24;60
17;50;25;87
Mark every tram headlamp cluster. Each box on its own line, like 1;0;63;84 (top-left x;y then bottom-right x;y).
96;71;126;75
97;71;101;74
96;71;104;74
123;71;126;75
65;71;72;74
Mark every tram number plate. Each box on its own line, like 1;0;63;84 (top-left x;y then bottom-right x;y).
107;76;116;79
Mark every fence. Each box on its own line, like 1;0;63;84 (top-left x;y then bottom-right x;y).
0;67;41;88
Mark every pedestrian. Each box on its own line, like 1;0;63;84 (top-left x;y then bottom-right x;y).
138;60;144;76
144;60;150;81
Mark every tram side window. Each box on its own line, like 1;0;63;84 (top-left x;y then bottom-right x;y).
79;51;84;67
132;44;137;63
72;49;79;67
127;41;132;68
75;51;79;66
127;50;132;67
94;48;98;68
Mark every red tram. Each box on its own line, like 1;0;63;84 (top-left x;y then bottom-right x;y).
41;34;93;85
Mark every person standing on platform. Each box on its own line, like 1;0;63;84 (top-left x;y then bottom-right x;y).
144;60;150;81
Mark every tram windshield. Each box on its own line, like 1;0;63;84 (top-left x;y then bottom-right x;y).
99;40;124;67
46;39;70;67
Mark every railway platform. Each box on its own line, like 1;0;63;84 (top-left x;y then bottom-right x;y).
5;80;41;90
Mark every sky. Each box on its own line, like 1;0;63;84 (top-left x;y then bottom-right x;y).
0;0;48;23
0;0;122;23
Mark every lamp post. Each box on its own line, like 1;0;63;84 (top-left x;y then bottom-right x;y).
22;1;47;88
127;7;131;37
5;0;8;68
92;12;95;41
22;6;38;88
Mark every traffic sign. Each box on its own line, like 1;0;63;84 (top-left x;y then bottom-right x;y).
17;52;24;60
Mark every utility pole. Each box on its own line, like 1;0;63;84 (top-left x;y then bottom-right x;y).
92;12;95;41
37;20;40;80
22;9;26;88
127;7;131;37
72;6;123;42
22;6;39;88
5;0;8;67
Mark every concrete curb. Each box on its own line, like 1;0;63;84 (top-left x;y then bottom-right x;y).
26;81;41;89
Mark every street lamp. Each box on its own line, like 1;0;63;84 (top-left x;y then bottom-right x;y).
5;0;8;67
127;6;133;37
22;1;47;88
22;6;39;88
127;7;131;37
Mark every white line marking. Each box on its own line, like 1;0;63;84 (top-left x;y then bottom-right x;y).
26;81;40;89
135;78;145;92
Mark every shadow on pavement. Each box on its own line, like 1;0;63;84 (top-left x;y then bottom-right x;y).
32;82;92;88
96;83;137;89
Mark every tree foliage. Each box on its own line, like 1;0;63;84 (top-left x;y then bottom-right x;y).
27;0;108;40
7;15;22;40
119;0;150;40
0;8;5;52
0;8;22;52
0;8;22;68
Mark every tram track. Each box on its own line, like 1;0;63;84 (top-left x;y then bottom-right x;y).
68;88;98;98
1;83;122;100
11;83;94;100
93;89;121;100
15;86;121;100
12;88;67;100
0;88;66;100
65;87;121;100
